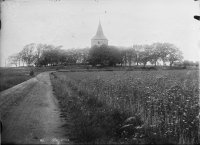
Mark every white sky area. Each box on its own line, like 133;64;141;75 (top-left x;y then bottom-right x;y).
0;0;199;66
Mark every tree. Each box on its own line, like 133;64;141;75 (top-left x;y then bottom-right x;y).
149;43;163;67
80;47;90;64
52;45;63;65
195;61;199;67
58;49;68;65
65;48;79;64
120;49;128;66
18;51;25;66
88;45;122;66
182;60;195;67
108;45;123;66
139;45;152;68
167;45;183;67
34;44;46;66
20;43;37;66
159;43;172;66
8;53;20;67
38;44;63;66
133;45;142;68
126;47;136;67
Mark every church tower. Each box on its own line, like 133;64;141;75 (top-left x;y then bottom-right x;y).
91;21;108;47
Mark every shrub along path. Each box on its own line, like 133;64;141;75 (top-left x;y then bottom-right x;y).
0;72;70;144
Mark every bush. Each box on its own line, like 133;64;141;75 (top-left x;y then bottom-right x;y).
29;70;34;76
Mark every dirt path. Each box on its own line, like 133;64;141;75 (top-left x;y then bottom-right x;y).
0;72;70;144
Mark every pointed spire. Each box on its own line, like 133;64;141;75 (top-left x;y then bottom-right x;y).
92;21;108;40
96;20;104;36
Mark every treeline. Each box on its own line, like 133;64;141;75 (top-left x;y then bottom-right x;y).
118;43;199;68
8;43;90;67
90;43;185;68
8;42;199;68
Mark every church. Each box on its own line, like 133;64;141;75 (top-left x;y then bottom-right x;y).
91;21;108;47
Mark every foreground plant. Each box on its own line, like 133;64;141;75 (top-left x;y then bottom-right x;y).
50;70;199;144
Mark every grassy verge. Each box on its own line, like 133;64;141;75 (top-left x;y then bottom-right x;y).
0;67;54;92
50;70;199;144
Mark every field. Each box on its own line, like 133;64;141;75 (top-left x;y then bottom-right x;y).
0;67;54;92
50;69;199;144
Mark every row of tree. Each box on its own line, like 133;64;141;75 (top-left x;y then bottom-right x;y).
8;43;90;67
89;43;196;68
8;42;199;68
120;43;184;67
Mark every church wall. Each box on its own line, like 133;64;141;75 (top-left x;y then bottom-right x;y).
91;39;108;47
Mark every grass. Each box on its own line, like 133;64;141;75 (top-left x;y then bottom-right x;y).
0;67;54;92
50;69;199;144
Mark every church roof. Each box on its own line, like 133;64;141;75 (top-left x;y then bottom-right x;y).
92;21;108;40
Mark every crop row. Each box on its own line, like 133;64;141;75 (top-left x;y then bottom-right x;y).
51;70;199;144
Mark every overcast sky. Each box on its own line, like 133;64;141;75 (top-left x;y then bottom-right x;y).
0;0;199;66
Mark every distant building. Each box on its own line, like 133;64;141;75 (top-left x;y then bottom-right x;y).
91;21;108;47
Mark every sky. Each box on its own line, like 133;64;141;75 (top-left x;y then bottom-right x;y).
0;0;199;66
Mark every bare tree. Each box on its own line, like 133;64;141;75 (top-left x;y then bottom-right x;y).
149;43;162;67
34;44;46;66
8;53;19;67
20;43;37;66
133;44;143;68
126;47;136;67
139;45;152;68
167;45;183;67
159;43;172;66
